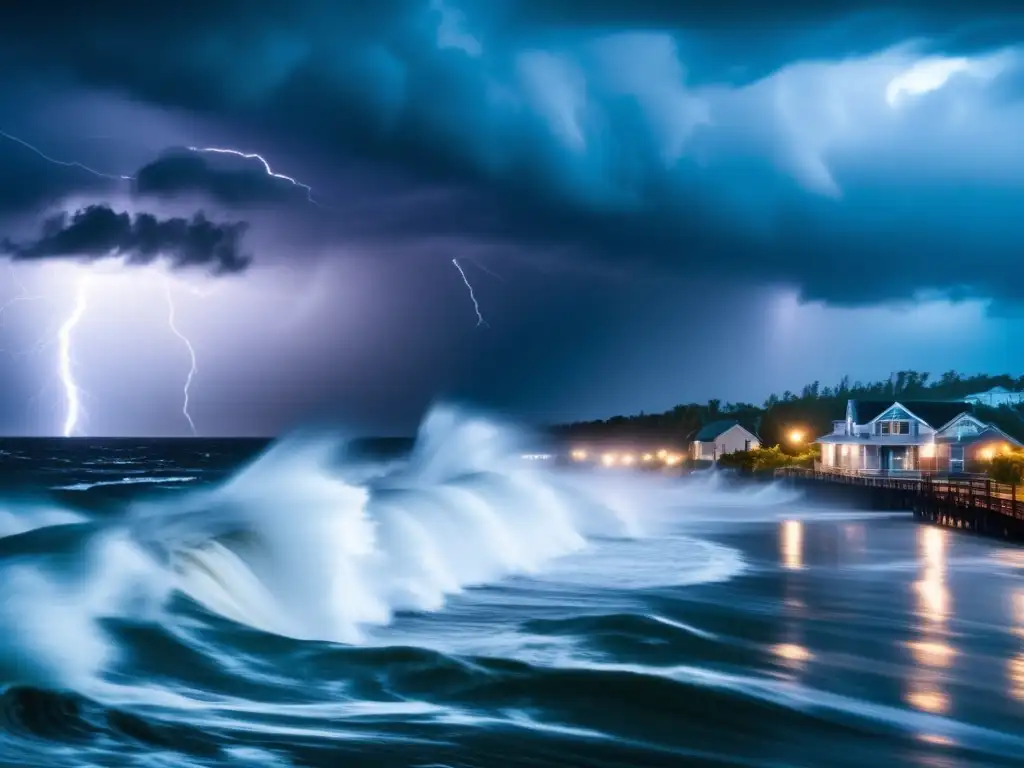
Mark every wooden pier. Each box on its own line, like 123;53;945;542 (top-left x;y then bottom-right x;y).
775;467;1024;542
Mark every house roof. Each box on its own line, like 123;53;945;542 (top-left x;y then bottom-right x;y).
851;400;971;429
695;420;744;441
935;425;1024;447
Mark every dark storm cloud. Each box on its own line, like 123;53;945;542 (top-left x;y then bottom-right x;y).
0;1;1023;305
133;151;304;207
1;204;251;274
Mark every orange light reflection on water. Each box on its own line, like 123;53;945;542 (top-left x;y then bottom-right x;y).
906;684;950;715
913;527;950;625
771;643;812;666
780;520;803;571
904;527;954;722
905;640;956;669
1009;655;1024;701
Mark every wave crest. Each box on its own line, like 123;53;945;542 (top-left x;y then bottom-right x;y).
157;405;638;644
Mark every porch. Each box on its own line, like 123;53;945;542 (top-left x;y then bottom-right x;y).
825;443;927;472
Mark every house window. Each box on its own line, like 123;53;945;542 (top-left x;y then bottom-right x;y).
744;440;751;451
878;421;910;435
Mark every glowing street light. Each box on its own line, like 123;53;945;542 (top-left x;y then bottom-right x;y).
788;429;805;445
571;449;588;461
601;452;617;467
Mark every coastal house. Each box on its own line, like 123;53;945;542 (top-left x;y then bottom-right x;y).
815;399;1023;474
963;386;1024;408
691;420;760;462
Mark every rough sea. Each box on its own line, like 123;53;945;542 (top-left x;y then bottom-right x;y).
0;406;1021;767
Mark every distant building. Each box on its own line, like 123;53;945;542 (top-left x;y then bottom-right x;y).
815;400;1022;474
691;420;760;462
963;386;1024;408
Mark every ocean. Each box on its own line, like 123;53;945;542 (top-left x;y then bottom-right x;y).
0;406;1021;767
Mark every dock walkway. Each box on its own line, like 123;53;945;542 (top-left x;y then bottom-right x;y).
775;467;1024;541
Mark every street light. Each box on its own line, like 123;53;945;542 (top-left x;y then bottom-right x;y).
788;429;805;445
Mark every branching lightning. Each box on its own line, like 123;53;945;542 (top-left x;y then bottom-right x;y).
2;128;210;436
187;146;324;207
162;280;198;436
452;258;487;327
58;277;89;437
3;127;495;436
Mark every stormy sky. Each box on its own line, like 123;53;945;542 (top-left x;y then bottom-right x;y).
0;1;1022;436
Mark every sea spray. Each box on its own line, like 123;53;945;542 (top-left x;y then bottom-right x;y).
166;406;637;643
0;406;794;695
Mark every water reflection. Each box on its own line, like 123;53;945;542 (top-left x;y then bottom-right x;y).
905;683;950;715
841;523;866;556
905;640;956;668
771;642;813;671
1012;590;1024;640
905;526;954;720
913;527;949;625
780;520;803;571
1009;655;1024;701
774;520;809;679
1011;590;1024;700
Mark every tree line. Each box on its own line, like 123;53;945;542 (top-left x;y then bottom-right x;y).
551;370;1024;448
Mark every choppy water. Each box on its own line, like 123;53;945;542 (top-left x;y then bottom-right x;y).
0;406;1021;767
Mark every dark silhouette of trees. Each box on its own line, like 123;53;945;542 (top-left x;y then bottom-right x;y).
552;371;1024;448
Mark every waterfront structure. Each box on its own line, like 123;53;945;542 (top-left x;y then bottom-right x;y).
691;420;760;462
963;386;1024;407
815;399;1023;474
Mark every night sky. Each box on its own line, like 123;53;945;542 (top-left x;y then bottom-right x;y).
0;1;1022;436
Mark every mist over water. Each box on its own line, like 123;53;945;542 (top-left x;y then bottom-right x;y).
0;406;1020;767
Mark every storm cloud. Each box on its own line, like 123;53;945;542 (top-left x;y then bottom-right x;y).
133;150;310;207
1;204;252;274
2;1;1024;436
1;0;1023;304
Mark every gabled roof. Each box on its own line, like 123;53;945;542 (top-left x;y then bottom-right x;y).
934;412;985;434
850;400;972;429
694;420;747;441
934;423;1024;447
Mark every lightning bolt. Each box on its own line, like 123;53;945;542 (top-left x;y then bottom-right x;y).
162;280;198;436
4;128;490;431
1;129;208;436
0;129;133;181
452;258;487;327
58;277;89;437
186;146;324;208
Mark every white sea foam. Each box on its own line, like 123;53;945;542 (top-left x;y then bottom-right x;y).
0;528;169;689
0;504;83;537
165;406;641;644
0;405;795;694
53;476;198;491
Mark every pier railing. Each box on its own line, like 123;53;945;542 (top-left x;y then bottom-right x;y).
775;466;1024;522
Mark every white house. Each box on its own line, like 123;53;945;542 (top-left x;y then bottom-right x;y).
691;421;760;462
963;386;1024;408
816;399;1022;474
